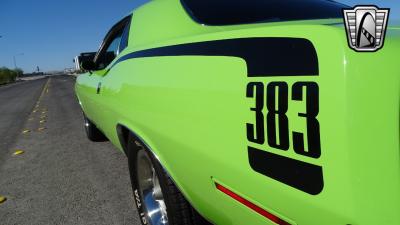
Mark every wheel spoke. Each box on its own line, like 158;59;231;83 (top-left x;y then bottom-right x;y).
137;151;169;225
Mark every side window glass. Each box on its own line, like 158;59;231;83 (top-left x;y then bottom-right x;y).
95;16;131;70
119;20;131;52
97;33;123;70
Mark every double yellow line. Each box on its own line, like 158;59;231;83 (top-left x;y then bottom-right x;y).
38;78;50;100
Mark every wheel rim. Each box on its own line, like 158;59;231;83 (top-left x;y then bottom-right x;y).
84;117;90;133
137;151;169;225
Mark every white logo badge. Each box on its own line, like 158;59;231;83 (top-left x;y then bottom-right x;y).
343;6;390;52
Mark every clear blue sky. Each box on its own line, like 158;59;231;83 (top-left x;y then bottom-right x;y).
0;0;399;73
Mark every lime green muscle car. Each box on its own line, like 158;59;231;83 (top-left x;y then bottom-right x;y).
75;0;400;224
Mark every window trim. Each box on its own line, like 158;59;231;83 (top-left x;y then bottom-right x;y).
93;15;132;69
119;18;131;53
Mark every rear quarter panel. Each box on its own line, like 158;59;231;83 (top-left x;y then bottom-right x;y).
76;1;400;224
98;24;365;225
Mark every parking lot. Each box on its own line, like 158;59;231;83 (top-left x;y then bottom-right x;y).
0;76;141;225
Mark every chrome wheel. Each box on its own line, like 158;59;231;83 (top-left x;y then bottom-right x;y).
84;117;90;133
137;151;168;225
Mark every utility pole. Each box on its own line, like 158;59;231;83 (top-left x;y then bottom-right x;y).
13;53;24;69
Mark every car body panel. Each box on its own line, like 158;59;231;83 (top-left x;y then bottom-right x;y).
75;0;400;224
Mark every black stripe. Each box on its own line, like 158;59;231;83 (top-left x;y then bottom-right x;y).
248;146;323;195
114;38;319;77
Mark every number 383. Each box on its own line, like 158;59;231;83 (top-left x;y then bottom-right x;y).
246;81;321;159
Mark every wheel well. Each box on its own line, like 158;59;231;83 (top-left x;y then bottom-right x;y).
116;124;153;158
116;124;131;156
115;124;214;225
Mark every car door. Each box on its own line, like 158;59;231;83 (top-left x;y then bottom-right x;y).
88;16;131;130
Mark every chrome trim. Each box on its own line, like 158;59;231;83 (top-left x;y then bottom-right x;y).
137;150;169;225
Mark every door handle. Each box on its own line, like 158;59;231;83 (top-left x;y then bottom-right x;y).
96;82;102;94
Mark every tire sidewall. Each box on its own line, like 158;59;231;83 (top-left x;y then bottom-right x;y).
83;116;92;137
83;114;107;142
128;145;149;225
128;139;179;225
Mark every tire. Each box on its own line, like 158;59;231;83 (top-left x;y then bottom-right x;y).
127;135;212;225
83;115;108;142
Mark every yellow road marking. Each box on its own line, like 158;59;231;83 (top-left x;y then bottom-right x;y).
40;120;46;123
22;129;30;134
13;150;24;155
28;78;50;124
35;79;50;110
0;195;6;204
38;127;46;131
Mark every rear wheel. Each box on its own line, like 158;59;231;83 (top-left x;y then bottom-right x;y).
127;135;212;225
83;115;107;142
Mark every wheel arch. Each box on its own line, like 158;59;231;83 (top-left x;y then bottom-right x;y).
116;123;175;180
115;123;214;224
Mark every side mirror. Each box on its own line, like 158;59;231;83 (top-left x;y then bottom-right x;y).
81;60;97;71
76;52;97;72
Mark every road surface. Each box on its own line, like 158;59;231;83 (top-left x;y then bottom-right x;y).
0;76;140;225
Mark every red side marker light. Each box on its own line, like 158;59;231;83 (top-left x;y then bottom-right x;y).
215;183;291;225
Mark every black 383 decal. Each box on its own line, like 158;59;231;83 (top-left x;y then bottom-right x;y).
111;36;322;194
246;81;323;195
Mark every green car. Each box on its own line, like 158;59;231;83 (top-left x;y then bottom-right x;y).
75;0;400;224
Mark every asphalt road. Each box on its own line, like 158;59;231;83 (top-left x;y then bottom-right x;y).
0;76;141;225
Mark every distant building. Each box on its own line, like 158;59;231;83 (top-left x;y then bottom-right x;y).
64;68;75;74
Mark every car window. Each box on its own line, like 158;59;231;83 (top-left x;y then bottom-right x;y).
119;20;131;52
95;16;131;70
96;32;123;70
181;0;348;26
